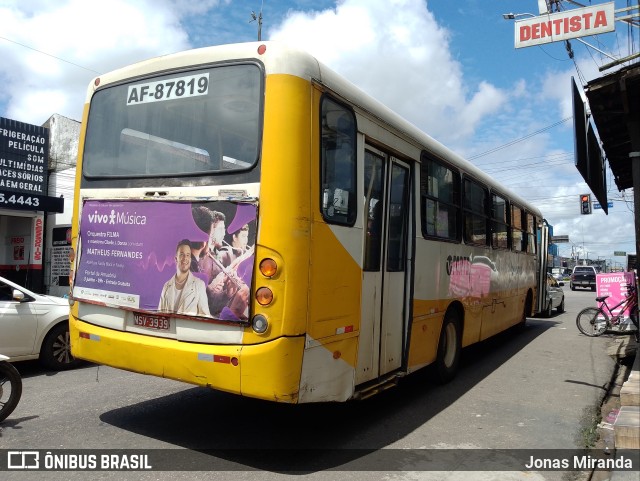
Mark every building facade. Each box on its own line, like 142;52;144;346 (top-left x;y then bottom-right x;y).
0;114;79;296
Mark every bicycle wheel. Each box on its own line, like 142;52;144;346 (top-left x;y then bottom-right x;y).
630;305;639;342
576;307;608;337
630;305;638;329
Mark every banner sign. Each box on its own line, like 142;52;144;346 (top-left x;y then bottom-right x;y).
73;200;257;323
0;189;64;212
30;214;44;269
596;272;636;319
515;2;615;49
51;226;72;287
0;117;63;213
0;117;49;194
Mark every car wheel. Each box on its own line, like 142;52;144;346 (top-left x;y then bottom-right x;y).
557;297;565;313
40;322;81;371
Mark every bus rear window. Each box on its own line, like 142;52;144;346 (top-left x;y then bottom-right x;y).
83;63;263;178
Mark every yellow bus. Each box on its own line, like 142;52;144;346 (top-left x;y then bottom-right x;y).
69;42;549;403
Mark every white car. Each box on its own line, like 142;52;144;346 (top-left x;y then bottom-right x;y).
0;276;80;370
542;273;565;318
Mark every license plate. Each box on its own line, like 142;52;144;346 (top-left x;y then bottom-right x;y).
133;313;170;330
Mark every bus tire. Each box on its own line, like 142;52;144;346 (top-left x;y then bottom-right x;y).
516;292;532;331
435;311;461;384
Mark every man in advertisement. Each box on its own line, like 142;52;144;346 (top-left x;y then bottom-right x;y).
158;239;210;316
191;205;251;320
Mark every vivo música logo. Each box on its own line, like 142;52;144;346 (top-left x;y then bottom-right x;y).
87;210;147;225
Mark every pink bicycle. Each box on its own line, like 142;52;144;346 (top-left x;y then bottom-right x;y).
576;284;639;339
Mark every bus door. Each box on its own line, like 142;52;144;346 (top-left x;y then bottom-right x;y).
536;220;550;313
357;147;412;383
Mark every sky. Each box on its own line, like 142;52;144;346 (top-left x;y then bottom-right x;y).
0;0;637;267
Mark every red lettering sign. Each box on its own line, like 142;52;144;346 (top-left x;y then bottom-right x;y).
33;217;43;261
515;3;614;49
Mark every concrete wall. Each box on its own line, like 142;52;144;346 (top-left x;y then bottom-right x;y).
43;114;79;296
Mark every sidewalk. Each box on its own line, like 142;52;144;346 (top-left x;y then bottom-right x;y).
603;335;640;481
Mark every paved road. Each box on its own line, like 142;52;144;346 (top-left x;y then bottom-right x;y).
0;287;628;480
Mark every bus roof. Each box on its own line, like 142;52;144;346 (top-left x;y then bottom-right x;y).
87;41;542;217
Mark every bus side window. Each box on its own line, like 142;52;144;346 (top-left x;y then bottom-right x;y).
463;178;489;246
525;213;537;255
420;153;461;241
511;205;525;252
491;193;510;249
320;95;357;226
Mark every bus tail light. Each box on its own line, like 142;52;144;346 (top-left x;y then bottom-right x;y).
251;314;269;334
255;287;273;306
259;258;277;277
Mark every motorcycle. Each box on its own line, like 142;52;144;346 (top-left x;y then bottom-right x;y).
0;354;22;423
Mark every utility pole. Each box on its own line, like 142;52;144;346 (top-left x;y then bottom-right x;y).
250;1;264;41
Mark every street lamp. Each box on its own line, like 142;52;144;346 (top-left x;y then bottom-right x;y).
501;12;535;20
502;12;529;20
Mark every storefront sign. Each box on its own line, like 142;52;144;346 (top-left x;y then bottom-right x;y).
0;117;49;192
515;3;615;49
0;117;63;213
30;215;44;269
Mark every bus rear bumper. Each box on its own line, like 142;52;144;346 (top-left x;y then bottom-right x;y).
70;317;305;403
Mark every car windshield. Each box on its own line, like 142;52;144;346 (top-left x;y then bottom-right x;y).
83;63;263;178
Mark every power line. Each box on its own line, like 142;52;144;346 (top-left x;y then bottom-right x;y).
467;117;573;160
476;151;574;168
0;36;100;74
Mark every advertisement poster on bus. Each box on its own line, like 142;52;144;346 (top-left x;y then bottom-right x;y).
73;199;256;323
596;272;636;318
447;255;498;298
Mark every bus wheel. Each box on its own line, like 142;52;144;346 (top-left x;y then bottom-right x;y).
435;311;461;384
517;294;532;331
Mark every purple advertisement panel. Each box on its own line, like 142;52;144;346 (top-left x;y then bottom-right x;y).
74;200;257;323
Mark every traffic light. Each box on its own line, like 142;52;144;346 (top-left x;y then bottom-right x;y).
580;194;592;215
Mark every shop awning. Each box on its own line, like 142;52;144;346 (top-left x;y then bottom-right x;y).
584;63;640;191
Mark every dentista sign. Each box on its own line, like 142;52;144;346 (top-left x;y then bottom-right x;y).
515;2;615;49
